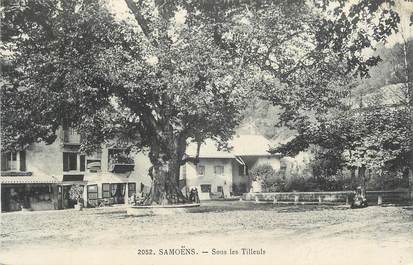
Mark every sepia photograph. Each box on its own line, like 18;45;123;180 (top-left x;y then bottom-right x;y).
0;0;412;264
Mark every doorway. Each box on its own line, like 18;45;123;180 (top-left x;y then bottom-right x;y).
62;185;76;209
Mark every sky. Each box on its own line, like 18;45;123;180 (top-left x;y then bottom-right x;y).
386;0;413;46
107;0;412;47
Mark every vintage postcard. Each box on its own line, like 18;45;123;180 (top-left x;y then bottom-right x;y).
1;0;412;264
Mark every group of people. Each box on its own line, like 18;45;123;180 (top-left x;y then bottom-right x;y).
128;187;200;205
350;186;368;209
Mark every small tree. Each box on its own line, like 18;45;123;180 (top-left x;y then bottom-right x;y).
249;164;281;192
69;185;84;205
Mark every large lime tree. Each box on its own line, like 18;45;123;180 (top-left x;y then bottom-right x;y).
1;0;406;203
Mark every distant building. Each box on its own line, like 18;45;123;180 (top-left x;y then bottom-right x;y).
183;134;282;199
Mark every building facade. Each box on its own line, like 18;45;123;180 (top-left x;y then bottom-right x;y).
184;135;282;199
1;132;315;211
0;127;145;212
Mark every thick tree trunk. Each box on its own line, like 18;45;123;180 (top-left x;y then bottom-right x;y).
147;160;188;205
357;165;366;189
350;166;356;189
143;135;190;205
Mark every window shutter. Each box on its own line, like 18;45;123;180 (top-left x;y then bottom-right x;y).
19;151;26;171
128;183;136;195
1;153;7;171
80;155;85;172
63;153;69;171
69;153;77;170
102;183;110;198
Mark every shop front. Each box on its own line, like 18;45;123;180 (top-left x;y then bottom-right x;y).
1;175;60;212
86;182;137;207
58;174;87;209
85;173;137;207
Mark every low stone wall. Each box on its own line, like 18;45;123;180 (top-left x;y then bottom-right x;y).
242;190;411;205
243;191;352;204
365;190;411;204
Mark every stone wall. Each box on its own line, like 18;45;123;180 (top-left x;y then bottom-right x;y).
243;190;411;205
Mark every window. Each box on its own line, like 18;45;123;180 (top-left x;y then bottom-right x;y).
214;165;224;175
108;148;133;169
200;184;211;193
84;150;102;173
196;165;205;176
128;183;136;197
108;148;126;163
111;184;117;196
102;183;111;198
180;164;187;179
63;127;81;143
238;165;245;176
19;151;26;171
1;152;19;171
63;152;77;171
87;160;101;173
80;155;85;172
280;162;287;178
87;185;98;206
217;186;223;193
110;183;126;197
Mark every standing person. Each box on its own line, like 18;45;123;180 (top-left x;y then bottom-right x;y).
223;181;229;199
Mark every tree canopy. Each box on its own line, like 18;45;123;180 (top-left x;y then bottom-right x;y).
1;0;409;202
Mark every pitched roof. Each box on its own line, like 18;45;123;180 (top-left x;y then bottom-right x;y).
186;134;274;158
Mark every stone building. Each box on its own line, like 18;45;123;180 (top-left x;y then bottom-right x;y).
184;134;282;199
0;127;144;212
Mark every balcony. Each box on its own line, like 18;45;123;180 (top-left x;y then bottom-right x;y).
1;171;32;176
108;154;135;173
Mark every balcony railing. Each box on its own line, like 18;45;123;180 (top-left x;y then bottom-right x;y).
1;171;32;176
108;155;135;173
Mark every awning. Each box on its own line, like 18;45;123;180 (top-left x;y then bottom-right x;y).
87;173;130;184
60;181;88;186
87;161;101;170
63;174;84;182
1;175;60;184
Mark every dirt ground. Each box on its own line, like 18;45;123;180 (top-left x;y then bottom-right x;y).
1;201;413;265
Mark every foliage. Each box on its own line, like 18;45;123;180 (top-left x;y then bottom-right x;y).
366;169;410;190
249;164;281;192
249;164;275;182
1;0;132;152
310;146;345;178
69;184;84;202
235;1;409;189
272;175;351;192
1;0;407;202
270;36;412;187
1;0;254;204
